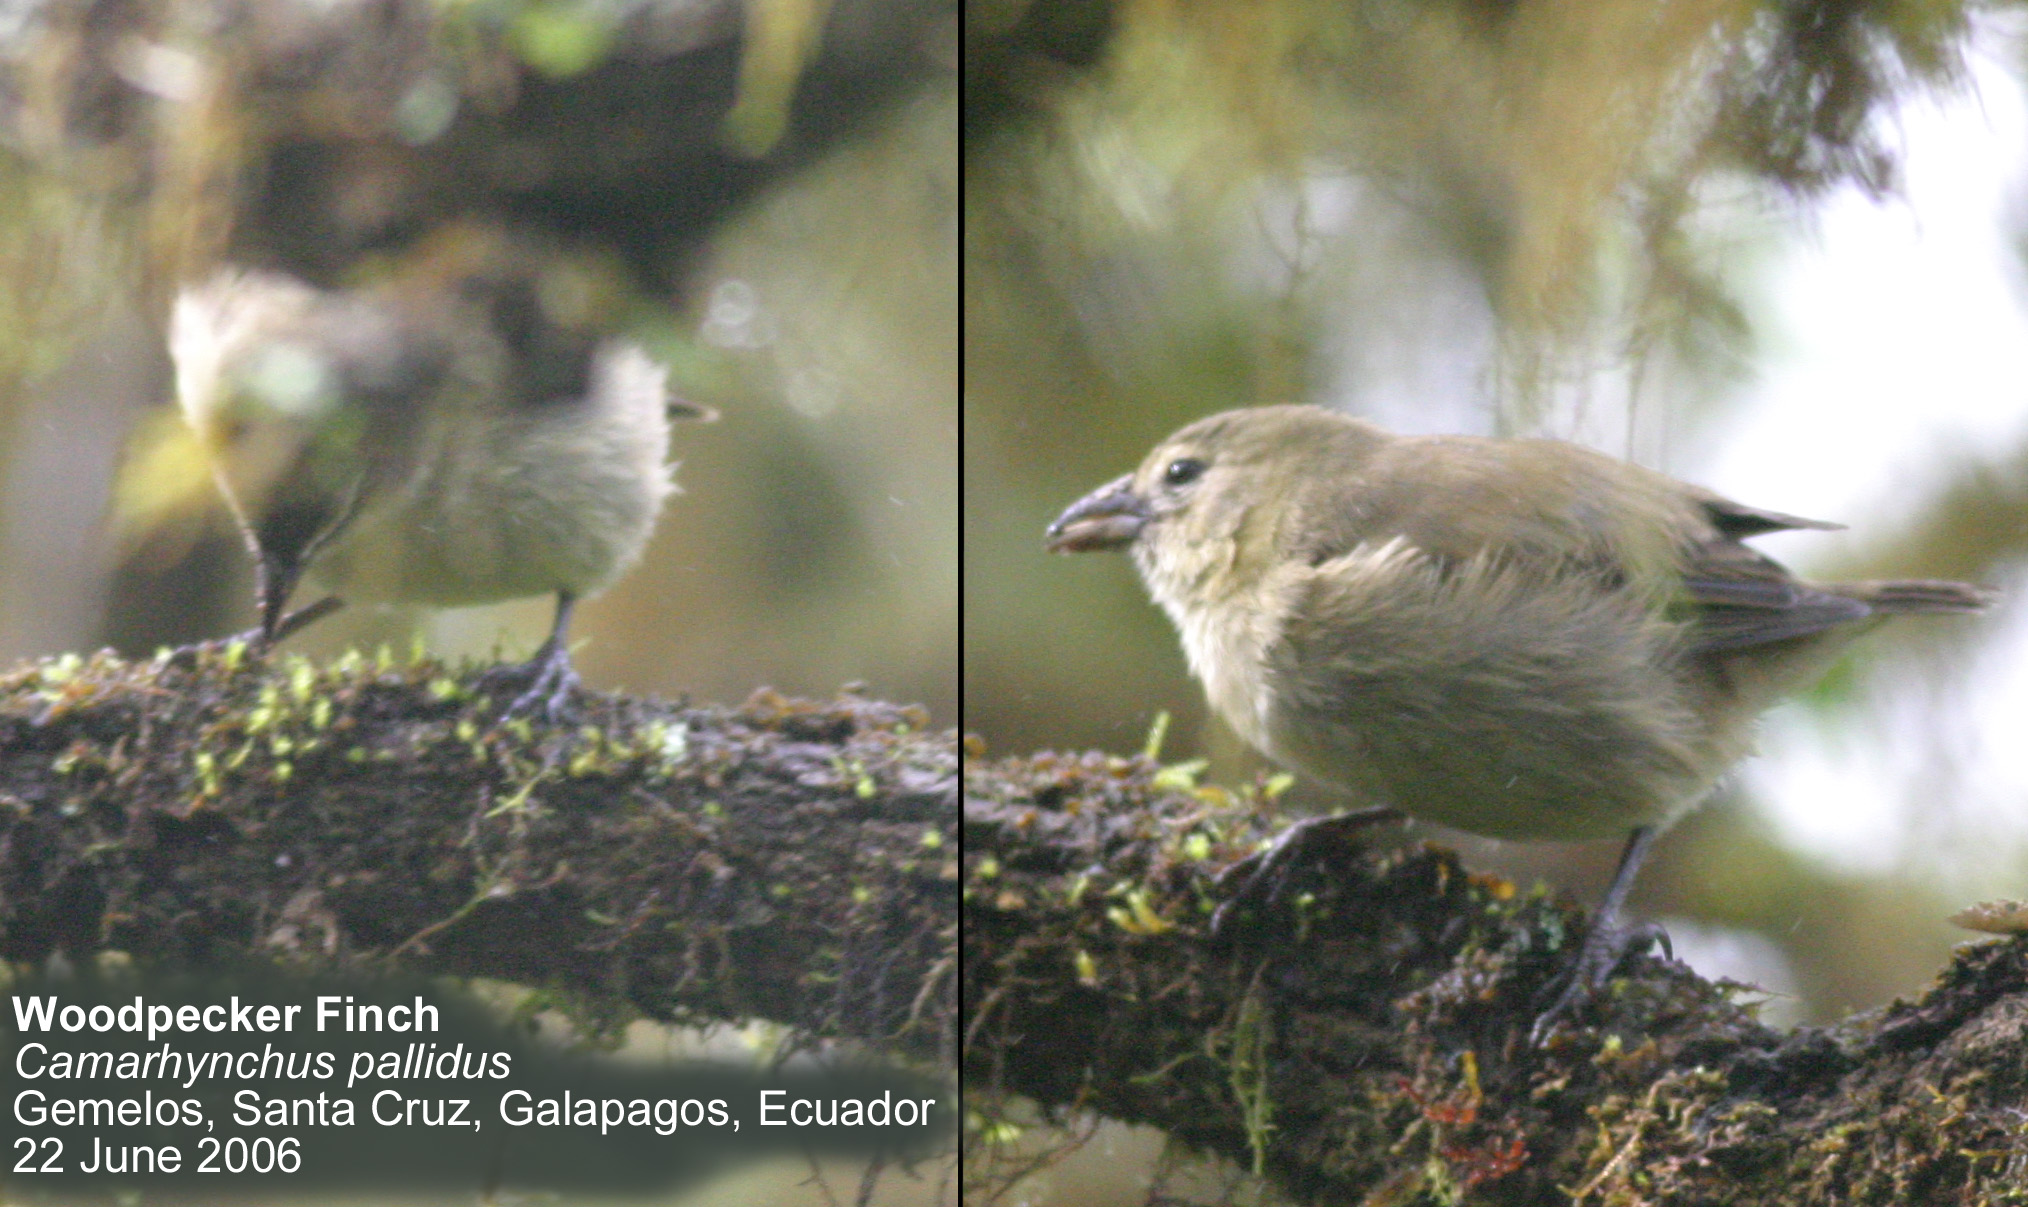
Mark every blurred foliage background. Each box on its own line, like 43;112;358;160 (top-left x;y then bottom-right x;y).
0;0;957;714
0;0;954;1203
966;0;2028;1118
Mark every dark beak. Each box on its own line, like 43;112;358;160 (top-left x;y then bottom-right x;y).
1045;474;1149;553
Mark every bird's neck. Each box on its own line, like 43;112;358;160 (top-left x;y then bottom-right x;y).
1133;526;1281;751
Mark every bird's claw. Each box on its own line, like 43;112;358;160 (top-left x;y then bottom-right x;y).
1208;807;1404;942
265;595;345;645
1529;919;1671;1044
481;641;583;723
509;662;581;722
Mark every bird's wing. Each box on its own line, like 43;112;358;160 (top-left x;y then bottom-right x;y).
1300;447;1873;654
1683;486;1844;540
1675;529;1870;652
1290;437;1638;574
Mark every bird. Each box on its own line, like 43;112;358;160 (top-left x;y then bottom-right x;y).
169;223;712;716
1045;403;1992;1037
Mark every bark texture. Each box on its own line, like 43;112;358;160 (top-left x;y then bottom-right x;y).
963;745;2028;1206
0;646;958;1065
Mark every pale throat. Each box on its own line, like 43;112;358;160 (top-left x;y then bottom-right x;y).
1134;527;1278;752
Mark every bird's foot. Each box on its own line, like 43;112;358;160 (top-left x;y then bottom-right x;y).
479;639;583;723
160;632;262;672
159;596;348;672
266;595;345;645
1209;806;1405;940
1529;918;1672;1044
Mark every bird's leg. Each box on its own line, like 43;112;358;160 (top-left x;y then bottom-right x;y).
496;591;582;720
1530;825;1672;1043
229;550;341;648
253;549;301;647
1209;806;1406;939
268;595;345;644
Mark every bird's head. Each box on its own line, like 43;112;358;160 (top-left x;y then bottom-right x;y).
1047;405;1390;605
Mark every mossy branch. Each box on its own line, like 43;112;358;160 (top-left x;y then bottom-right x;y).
963;746;2028;1205
0;647;958;1066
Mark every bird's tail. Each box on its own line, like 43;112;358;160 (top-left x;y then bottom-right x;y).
1841;580;1997;615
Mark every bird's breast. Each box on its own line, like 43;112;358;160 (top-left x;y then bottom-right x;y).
1169;595;1277;751
309;392;671;607
1249;545;1725;839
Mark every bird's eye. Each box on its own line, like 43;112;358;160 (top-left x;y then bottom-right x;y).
1164;458;1206;487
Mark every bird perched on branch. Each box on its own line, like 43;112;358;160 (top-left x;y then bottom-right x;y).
169;222;713;716
1046;404;1992;1038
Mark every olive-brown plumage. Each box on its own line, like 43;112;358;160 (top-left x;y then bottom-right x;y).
171;223;713;715
1048;404;1991;1035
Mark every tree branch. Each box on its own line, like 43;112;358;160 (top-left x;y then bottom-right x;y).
0;646;958;1065
6;0;948;287
963;746;2028;1205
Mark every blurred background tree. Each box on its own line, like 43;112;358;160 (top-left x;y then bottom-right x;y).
967;1;2028;1191
0;0;954;1203
0;0;956;714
